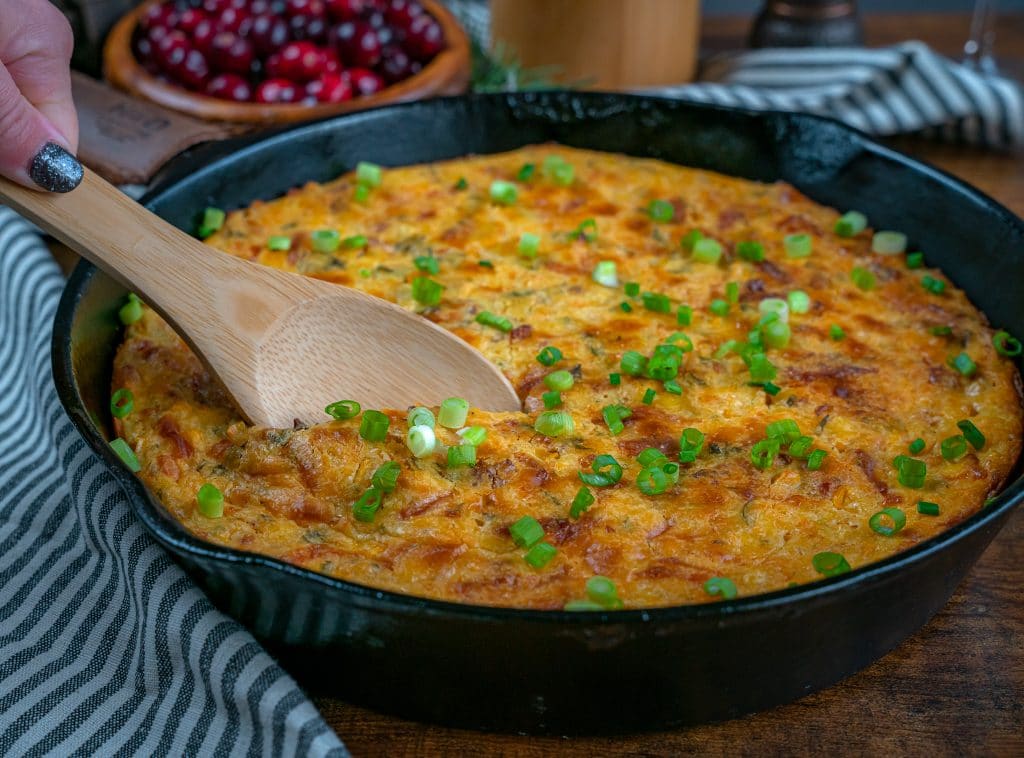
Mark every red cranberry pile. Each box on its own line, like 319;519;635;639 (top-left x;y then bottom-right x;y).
131;0;446;105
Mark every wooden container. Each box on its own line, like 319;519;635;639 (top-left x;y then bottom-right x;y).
103;0;471;125
490;0;700;90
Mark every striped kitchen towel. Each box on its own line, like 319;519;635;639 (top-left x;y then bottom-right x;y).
0;208;347;757
447;0;1023;149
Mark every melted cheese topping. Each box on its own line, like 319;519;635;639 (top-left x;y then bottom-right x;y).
113;146;1022;609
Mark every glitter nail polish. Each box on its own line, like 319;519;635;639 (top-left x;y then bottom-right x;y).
28;142;84;193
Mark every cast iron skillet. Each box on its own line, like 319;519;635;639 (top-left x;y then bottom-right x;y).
53;92;1024;734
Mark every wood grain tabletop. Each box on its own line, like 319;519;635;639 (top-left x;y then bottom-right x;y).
308;12;1024;756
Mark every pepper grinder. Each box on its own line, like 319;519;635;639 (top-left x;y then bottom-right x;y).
749;0;863;48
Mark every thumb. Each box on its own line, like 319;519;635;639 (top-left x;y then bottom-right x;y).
0;61;81;192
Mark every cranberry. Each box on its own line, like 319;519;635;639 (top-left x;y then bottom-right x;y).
191;19;217;55
146;23;172;48
346;67;384;96
305;72;352;103
155;30;191;72
285;0;327;18
140;4;178;31
209;32;254;74
289;14;328;42
377;45;412;82
201;0;232;13
176;48;211;89
325;0;365;22
385;0;423;30
375;25;395;47
255;77;301;103
363;10;386;29
266;41;326;81
249;14;290;55
249;0;273;14
175;8;207;35
206;72;252;101
335;21;380;67
323;47;343;73
216;7;253;36
404;14;443;60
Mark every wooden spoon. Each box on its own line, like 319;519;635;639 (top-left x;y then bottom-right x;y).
0;168;521;427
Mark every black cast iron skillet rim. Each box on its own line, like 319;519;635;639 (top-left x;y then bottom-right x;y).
53;91;1024;626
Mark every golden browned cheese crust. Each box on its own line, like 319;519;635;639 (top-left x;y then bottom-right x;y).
112;146;1023;609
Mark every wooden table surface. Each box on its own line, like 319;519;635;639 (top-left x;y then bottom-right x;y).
310;12;1024;756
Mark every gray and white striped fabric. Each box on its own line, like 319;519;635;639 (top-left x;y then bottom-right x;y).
0;208;347;757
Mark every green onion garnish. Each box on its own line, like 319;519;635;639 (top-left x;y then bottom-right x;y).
940;434;968;461
664;379;682;395
371;461;401;492
680;229;703;251
921;275;946;295
602;404;630;435
949;352;977;377
624;282;640;297
909;438;926;455
537;346;563;366
637;447;667;467
807;449;828;470
784;233;812;258
609;373;621;386
621;351;646;376
709;299;729;317
812;551;851;577
110;388;134;419
544;369;574;392
762;320;791;349
542;390;562;409
851;266;876;290
359;410;390;442
354;184;370;203
788;435;814;459
766;419;801;442
578;454;623;487
518;233;540;257
525;542;556;568
406;425;436;458
677;305;692;326
893;455;927;488
411;277;444;307
408;406;435;428
692;238;723;264
447;443;477;468
454;176;468;190
458;426;488;447
869;507;906;536
918;501;940;516
517;163;535;182
584;576;623;609
196;207;225;239
830;324;845;341
356;161;382;187
787;290;810;314
957;419;985;450
834;210;867;237
759;298;789;324
726;282;740;304
489;180;518;205
570;486;595;519
636;465;669;495
311;229;341;253
510;515;544;548
679;428;705;463
478;259;493;269
930;326;953;336
119;294;143;326
762;381;782;396
871;230;907;255
475;311;513;332
439;397;469;428
737;240;765;262
325;400;361;420
267;235;291;251
642;388;656;405
343;234;367;249
620;302;633;313
751;438;781;470
748;353;777;382
414;255;439;275
196;483;224;518
542;155;574;185
642;292;672;313
109;437;140;472
593;261;619;287
352;487;382;522
703;576;738;600
647;199;674;223
571;218;597;242
534;410;575;437
993;330;1022;357
906;252;924;269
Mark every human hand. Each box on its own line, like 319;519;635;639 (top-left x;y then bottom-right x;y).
0;0;82;192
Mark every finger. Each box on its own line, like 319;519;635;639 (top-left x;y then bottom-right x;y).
0;61;82;192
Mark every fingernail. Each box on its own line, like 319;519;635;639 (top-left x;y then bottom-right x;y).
29;142;83;193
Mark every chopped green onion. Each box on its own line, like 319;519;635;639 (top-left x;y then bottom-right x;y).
871;230;907;255
406;425;436;458
703;576;738;600
542;155;574;185
458;426;488;446
356;161;382;187
537;346;563;366
354;184;371;203
439;397;470;428
647;199;674;223
563;600;605;611
851;266;876;291
353;487;382;522
579;454;623;487
342;234;367;249
906;252;924;269
619;302;633;313
930;326;953;337
666;332;694;352
196;483;224;518
949;352;977;377
609;373;621;386
585;576;623;609
475;311;513;332
830;324;845;341
636;466;670;495
489;180;518;205
940;434;968;461
680;229;703;251
454;176;468;190
542;390;562;409
525;541;556;568
788;435;814;459
414;255;439;274
762;320;791;349
748;353;777;382
110;438;140;472
602;404;630;435
692;238;723;264
637;447;667;467
766;419;801;442
677;305;693;326
784;233;812;258
621;351;647;376
642;388;656;405
593;261;619;287
812;551;851;577
909;438;926;455
570;486;595;519
917;501;940;516
311;229;341;253
534;411;575;437
624;282;640;298
807;449;828;470
359;410;390;442
750;438;781;470
642;292;672;313
447;443;477;468
196;207;225;239
371;461;401;492
110;388;134;419
737;240;765;262
544;369;574;392
869;507;906;536
759;298;789;323
957;419;985;450
787;290;811;314
411;277;444;307
894;455;927;488
834;210;867;237
679;428;705;463
921;275;946;295
709;299;729;317
571;218;597;242
518;233;540;257
119;294;143;325
517;163;536;182
726;282;740;304
408;406;435;428
510;515;544;548
325;400;361;420
480;258;495;268
664;379;682;394
267;235;292;251
993;330;1022;357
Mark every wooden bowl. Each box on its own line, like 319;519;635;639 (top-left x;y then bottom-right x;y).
103;0;471;124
